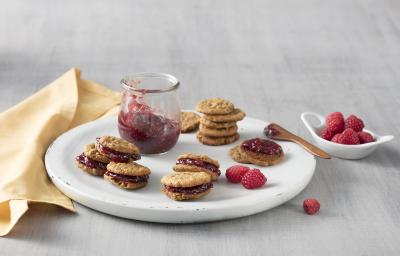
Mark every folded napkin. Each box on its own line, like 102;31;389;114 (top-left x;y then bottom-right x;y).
0;68;121;236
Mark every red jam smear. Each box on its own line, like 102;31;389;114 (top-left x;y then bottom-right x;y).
264;124;279;138
96;139;141;163
118;96;180;154
105;171;149;183
176;158;221;176
76;153;107;170
164;183;213;195
241;138;282;155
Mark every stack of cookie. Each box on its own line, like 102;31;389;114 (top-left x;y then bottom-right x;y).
75;135;151;190
196;98;246;146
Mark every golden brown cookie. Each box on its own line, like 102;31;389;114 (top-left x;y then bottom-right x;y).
161;172;211;187
239;138;284;167
96;136;140;162
203;108;246;123
173;153;221;181
161;172;213;201
96;136;139;154
200;117;236;129
104;162;150;190
229;145;251;164
199;124;238;138
181;112;200;133
196;132;240;146
196;98;234;115
84;143;110;163
75;160;107;176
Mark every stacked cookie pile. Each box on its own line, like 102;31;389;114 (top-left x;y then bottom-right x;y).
75;135;151;190
196;98;246;146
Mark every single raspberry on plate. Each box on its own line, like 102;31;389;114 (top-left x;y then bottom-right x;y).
358;131;374;144
331;133;341;143
225;165;250;183
345;115;364;132
321;127;335;141
303;198;320;215
326;112;345;134
338;128;360;145
241;169;267;189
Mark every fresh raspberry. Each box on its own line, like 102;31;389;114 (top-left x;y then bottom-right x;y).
321;127;335;141
325;112;345;134
241;169;267;189
338;128;360;145
331;133;341;143
358;131;374;144
303;198;320;215
225;165;250;183
345;115;364;132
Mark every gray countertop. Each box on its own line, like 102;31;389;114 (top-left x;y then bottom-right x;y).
1;0;399;255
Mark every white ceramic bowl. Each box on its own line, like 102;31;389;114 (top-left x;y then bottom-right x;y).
301;112;394;160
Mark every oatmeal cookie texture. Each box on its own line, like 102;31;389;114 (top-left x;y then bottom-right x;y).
181;112;200;133
197;132;240;146
173;153;221;180
96;135;139;154
196;98;234;115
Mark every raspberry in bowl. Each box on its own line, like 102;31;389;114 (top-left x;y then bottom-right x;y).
301;112;393;159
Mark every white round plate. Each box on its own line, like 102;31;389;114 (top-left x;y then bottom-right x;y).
45;115;316;223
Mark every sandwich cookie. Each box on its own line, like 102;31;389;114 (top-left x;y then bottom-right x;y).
75;143;111;176
96;135;140;163
173;153;221;180
161;172;213;201
104;162;150;190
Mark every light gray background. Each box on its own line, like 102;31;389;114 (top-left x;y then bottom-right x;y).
1;0;399;255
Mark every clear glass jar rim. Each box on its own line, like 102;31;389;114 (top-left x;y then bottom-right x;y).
121;72;180;93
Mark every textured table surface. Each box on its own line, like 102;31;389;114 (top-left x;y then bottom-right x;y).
1;0;399;255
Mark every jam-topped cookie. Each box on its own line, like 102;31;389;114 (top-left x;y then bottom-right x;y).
181;111;200;133
161;172;213;201
96;136;140;163
75;143;111;176
173;153;221;180
230;138;284;166
196;98;234;115
104;162;150;190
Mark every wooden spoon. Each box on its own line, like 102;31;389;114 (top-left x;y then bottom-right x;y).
264;123;331;159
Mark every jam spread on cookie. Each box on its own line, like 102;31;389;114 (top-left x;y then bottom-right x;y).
76;153;107;170
118;94;180;154
176;158;221;176
105;171;149;183
241;138;282;155
164;183;213;195
96;139;141;163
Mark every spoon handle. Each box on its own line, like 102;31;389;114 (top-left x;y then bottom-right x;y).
290;135;331;159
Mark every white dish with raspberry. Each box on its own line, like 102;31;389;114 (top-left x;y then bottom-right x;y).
301;112;394;160
45;115;316;223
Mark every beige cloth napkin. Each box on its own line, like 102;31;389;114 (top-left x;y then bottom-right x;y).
0;68;121;236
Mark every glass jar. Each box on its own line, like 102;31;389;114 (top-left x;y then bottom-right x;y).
118;73;181;154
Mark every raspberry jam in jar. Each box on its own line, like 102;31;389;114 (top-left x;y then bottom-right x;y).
118;73;181;154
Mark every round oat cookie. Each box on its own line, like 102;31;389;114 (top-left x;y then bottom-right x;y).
199;124;238;138
173;165;219;181
107;162;151;176
181;112;200;133
161;172;211;188
75;160;106;176
96;135;139;154
176;153;219;167
229;145;251;164
162;187;212;201
104;174;147;190
239;145;284;167
84;143;110;163
196;132;240;146
200;117;236;129
196;98;234;115
203;108;246;123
